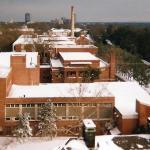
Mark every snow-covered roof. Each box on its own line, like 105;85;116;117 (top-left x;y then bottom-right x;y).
59;52;99;61
53;45;97;49
0;67;11;78
50;59;63;68
70;62;92;65
108;82;150;119
40;65;51;68
51;28;82;33
13;35;36;45
8;83;113;98
7;82;150;119
100;59;109;68
48;36;72;41
83;119;96;129
51;28;70;33
76;34;94;43
0;52;38;68
49;41;75;45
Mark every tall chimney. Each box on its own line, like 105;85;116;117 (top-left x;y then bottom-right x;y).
71;6;75;37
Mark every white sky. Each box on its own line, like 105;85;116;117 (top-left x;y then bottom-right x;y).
0;0;150;22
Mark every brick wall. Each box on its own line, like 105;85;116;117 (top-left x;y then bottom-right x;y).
11;55;40;85
136;100;150;126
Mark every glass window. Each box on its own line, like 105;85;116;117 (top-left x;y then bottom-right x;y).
67;71;76;77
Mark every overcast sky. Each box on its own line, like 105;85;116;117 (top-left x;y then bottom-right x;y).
0;0;150;22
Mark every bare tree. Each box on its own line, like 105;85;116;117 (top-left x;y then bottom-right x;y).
59;83;108;137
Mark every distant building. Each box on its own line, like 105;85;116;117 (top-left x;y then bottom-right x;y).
17;25;35;35
25;13;31;24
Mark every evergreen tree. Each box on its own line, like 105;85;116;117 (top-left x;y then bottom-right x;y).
37;101;57;140
13;113;32;142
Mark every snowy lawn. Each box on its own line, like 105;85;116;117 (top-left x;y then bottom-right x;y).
0;137;88;150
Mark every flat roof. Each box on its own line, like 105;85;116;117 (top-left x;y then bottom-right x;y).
53;45;97;49
50;59;63;68
40;65;51;68
13;35;36;45
7;82;150;119
8;83;113;98
59;52;99;61
0;52;38;68
49;41;75;45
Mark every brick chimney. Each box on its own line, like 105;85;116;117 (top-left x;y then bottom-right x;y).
109;48;116;80
71;6;75;37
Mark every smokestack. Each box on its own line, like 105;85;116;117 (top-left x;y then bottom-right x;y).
71;6;75;37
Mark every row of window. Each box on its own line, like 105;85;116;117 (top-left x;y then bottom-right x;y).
6;117;34;121
6;103;112;108
6;104;44;108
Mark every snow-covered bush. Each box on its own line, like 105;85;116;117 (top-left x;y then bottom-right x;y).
13;113;32;142
37;100;57;140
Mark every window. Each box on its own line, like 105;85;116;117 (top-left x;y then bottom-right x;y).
6;117;10;121
37;103;44;107
68;103;82;107
83;103;97;107
54;103;66;107
99;108;112;119
11;104;14;107
6;104;10;108
22;104;26;107
67;71;76;77
15;104;19;107
99;103;112;108
22;104;35;107
6;104;19;108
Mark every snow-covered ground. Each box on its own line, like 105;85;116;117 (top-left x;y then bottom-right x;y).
95;135;122;150
95;134;150;150
0;137;88;150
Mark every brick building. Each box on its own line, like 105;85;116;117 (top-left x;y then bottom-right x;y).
12;30;116;83
0;5;149;136
0;52;150;135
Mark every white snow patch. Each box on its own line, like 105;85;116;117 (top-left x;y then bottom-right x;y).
0;137;88;150
63;139;88;150
95;135;122;150
0;137;70;150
